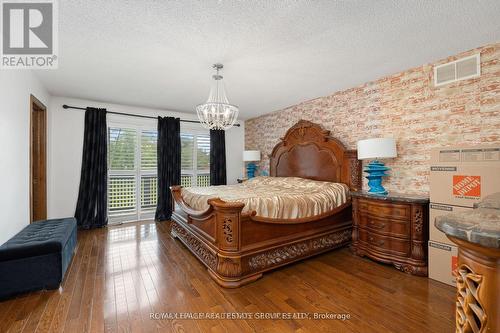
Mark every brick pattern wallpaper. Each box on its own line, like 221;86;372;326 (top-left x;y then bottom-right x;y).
245;43;500;194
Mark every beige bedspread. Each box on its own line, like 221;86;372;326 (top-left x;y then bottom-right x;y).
180;176;349;220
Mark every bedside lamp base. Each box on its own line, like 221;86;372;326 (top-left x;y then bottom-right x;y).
246;162;257;178
365;160;390;195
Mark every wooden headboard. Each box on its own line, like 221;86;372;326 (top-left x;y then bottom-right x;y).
269;120;362;191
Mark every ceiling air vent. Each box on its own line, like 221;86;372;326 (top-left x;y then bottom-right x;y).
434;54;480;87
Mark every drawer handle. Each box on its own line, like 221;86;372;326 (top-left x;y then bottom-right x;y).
368;236;385;247
368;221;386;229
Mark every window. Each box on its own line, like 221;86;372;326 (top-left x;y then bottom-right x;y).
108;125;157;223
140;130;158;210
181;132;210;187
107;122;210;224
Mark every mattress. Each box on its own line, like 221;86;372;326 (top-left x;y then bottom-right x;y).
180;176;350;220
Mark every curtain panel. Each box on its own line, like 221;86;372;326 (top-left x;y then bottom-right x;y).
74;108;108;229
155;117;181;221
209;129;227;186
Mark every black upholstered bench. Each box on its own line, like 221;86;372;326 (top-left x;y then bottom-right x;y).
0;218;77;299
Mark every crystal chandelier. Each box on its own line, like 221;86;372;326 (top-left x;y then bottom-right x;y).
196;63;239;130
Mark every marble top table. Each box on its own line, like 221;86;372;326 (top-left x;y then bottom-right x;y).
435;193;500;333
350;190;429;204
435;194;500;249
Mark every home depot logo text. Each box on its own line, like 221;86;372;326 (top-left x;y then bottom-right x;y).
452;175;481;197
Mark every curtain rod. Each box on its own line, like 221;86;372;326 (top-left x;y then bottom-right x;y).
62;104;241;127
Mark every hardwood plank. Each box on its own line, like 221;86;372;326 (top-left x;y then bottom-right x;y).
49;230;91;333
20;292;51;333
7;292;44;333
0;295;32;332
0;221;456;333
73;233;100;333
0;298;17;325
32;291;62;333
89;229;105;333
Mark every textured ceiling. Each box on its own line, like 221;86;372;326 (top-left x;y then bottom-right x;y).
34;0;500;119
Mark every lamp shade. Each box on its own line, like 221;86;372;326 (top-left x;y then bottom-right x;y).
243;150;261;162
357;138;397;160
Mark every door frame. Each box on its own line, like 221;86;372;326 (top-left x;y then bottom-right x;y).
29;94;47;223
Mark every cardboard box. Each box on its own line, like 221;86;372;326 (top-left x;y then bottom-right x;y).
429;166;500;207
430;145;500;208
428;145;499;287
429;203;472;245
430;146;500;164
428;241;458;287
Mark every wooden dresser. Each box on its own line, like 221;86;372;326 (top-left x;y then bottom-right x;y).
351;191;429;276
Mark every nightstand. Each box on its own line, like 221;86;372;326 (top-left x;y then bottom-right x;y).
350;191;429;276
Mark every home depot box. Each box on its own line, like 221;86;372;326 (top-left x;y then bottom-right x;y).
429;203;472;245
430;146;500;208
430;146;500;164
428;241;458;287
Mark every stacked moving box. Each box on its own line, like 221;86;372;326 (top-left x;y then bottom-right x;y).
428;145;500;286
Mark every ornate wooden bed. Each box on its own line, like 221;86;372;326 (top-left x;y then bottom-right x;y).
170;120;362;287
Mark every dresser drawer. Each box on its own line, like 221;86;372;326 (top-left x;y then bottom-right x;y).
351;192;429;276
357;228;410;257
357;213;410;238
357;199;410;220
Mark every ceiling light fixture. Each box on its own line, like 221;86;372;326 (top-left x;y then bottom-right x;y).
196;63;239;130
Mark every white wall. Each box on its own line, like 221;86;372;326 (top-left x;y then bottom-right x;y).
0;71;49;245
47;96;245;219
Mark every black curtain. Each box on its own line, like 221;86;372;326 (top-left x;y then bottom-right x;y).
210;129;227;186
155;117;181;221
74;108;108;229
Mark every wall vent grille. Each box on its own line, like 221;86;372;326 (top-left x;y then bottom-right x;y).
434;54;480;87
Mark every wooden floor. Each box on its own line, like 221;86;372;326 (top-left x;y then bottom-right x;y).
0;221;456;333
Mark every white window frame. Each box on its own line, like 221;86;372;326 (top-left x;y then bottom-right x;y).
107;115;158;224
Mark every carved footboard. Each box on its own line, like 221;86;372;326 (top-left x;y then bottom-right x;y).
170;185;352;288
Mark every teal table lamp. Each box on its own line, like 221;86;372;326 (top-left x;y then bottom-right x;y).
357;138;397;195
243;150;260;178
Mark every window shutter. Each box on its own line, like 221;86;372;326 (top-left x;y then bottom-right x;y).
141;130;157;170
108;126;158;221
196;134;211;186
108;127;137;217
108;127;137;171
181;134;194;170
181;133;194;187
179;132;211;187
196;135;210;171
